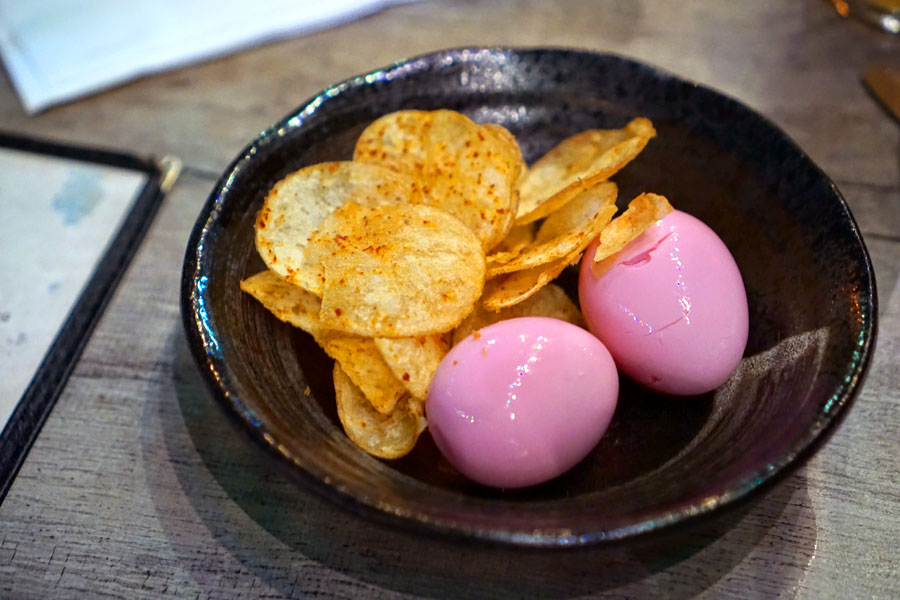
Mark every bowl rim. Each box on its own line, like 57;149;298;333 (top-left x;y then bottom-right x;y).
180;46;878;548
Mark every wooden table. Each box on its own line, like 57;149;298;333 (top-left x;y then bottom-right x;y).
1;1;898;597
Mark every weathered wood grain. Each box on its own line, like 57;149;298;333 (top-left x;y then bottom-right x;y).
0;0;897;597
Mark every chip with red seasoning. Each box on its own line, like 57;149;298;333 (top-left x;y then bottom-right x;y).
239;270;322;334
354;109;524;251
309;202;486;337
318;332;407;415
482;249;584;311
374;335;448;400
591;192;675;276
255;161;422;295
486;181;618;278
334;364;425;460
515;118;655;224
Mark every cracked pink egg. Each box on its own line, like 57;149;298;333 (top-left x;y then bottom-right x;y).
579;210;748;396
426;317;618;489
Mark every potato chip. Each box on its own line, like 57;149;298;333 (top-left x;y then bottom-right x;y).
535;182;615;242
453;283;584;346
311;202;485;337
515;118;656;224
482;122;520;153
374;335;448;399
487;223;535;266
255;161;422;295
353;109;431;183
486;182;617;278
333;364;423;459
482;248;583;311
591;192;674;276
407;397;428;434
240;271;405;414
317;332;406;415
239;270;322;335
354;109;523;250
482;121;528;191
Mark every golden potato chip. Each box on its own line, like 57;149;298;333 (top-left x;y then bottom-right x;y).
317;332;406;415
482;249;583;311
487;223;536;266
354;109;522;250
452;283;584;346
311;202;485;337
239;271;405;414
486;182;617;278
239;270;322;335
515;118;656;224
353;109;432;177
407;397;428;435
535;182;616;242
482;121;528;190
255;161;422;295
334;364;423;459
482;122;520;153
374;335;448;399
591;192;674;276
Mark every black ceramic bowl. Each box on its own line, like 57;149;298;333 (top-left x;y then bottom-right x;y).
181;47;876;548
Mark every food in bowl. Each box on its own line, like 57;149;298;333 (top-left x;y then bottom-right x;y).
239;107;747;486
580;210;749;396
427;316;619;488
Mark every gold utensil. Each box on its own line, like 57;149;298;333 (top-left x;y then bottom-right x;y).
831;0;900;33
863;64;900;121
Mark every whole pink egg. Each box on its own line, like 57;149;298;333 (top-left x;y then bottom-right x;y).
579;210;748;396
426;317;618;489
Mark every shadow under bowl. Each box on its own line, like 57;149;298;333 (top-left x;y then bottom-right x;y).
181;47;876;548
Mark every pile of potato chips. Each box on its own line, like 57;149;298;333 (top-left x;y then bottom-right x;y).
241;109;672;459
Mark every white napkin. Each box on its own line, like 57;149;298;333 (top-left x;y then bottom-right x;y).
0;0;416;114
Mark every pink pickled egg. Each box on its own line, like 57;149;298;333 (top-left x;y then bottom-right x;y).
426;317;618;489
579;210;748;396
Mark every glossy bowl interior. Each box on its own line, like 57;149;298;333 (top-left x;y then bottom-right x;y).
181;47;876;547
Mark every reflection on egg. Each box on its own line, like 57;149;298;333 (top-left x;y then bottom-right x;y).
426;317;619;489
579;210;749;396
